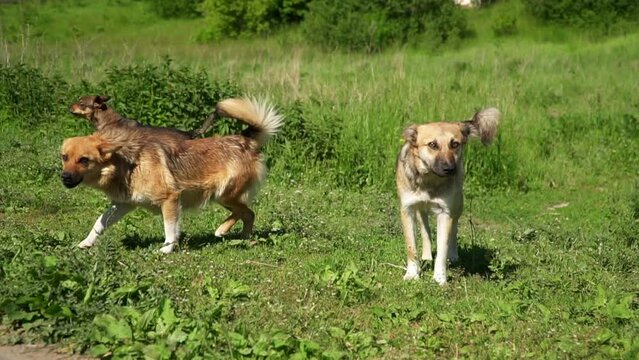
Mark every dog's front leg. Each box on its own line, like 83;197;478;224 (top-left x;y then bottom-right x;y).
160;195;181;254
78;203;133;248
417;208;433;262
400;206;420;280
433;213;454;285
448;218;460;262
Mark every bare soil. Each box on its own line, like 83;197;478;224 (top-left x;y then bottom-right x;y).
0;345;88;360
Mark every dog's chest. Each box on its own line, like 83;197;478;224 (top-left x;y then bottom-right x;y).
399;190;452;214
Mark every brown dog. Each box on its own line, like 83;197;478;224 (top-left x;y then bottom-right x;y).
61;98;283;253
68;95;213;138
396;107;501;284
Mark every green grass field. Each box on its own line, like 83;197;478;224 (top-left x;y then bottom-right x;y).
1;0;638;358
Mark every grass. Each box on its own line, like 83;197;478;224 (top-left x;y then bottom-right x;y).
1;0;638;358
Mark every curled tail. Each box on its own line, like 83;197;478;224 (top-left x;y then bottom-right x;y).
463;107;501;145
191;98;284;148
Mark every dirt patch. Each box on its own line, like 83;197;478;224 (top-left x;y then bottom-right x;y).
0;345;88;360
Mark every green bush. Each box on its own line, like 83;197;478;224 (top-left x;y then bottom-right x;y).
524;0;639;32
492;13;518;37
146;0;203;18
302;0;472;52
0;63;69;127
97;59;241;134
198;0;309;41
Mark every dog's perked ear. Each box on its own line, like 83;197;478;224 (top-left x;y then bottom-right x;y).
402;125;418;146
461;107;501;145
93;95;111;110
97;141;122;161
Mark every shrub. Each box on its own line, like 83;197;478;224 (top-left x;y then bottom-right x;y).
302;0;472;52
146;0;204;18
524;0;639;32
0;63;69;127
97;58;241;134
492;13;518;37
266;100;344;181
198;0;309;41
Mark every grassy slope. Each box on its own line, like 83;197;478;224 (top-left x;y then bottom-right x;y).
1;0;638;358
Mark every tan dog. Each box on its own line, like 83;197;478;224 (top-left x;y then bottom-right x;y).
60;98;283;253
396;107;501;284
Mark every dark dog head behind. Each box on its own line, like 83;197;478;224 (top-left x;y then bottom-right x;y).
68;95;111;121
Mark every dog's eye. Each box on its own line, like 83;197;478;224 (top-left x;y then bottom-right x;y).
78;157;90;165
427;141;439;150
61;154;68;162
450;140;460;149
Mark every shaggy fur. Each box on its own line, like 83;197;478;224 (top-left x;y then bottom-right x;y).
396;107;501;285
61;98;283;253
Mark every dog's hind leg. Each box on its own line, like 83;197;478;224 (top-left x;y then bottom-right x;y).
214;202;255;238
433;213;454;285
447;218;460;263
400;206;420;280
78;203;133;249
160;195;181;254
417;208;433;262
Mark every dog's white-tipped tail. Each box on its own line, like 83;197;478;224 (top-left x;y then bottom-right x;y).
215;97;284;148
471;107;501;145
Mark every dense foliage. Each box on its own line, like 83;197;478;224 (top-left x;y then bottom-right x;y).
198;0;309;41
146;0;203;18
97;59;241;134
524;0;639;32
0;64;70;127
302;0;471;52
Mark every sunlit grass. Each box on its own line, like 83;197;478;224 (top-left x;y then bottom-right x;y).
1;0;638;358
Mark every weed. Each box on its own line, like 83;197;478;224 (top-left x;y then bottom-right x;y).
316;262;379;304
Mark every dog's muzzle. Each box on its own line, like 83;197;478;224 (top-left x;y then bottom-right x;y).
61;172;82;188
432;163;457;177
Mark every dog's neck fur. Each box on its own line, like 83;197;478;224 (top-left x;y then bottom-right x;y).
92;107;139;132
84;156;134;203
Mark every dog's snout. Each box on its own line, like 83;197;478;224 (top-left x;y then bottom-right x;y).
61;171;80;188
442;163;456;175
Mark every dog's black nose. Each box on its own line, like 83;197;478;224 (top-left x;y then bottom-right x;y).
61;172;77;187
442;164;457;175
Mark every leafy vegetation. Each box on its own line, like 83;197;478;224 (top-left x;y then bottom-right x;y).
0;0;638;358
524;0;639;33
198;0;309;41
302;0;471;52
146;0;203;19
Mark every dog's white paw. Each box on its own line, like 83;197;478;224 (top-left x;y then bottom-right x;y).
433;272;447;285
159;244;175;254
77;239;95;249
403;262;420;280
421;253;433;261
214;228;227;237
403;272;420;281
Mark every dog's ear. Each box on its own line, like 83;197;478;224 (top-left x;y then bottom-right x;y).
93;95;110;110
402;125;418;146
461;107;501;145
97;141;121;161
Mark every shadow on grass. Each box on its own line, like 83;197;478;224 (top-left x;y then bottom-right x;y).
454;244;494;278
121;228;286;251
453;244;517;279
